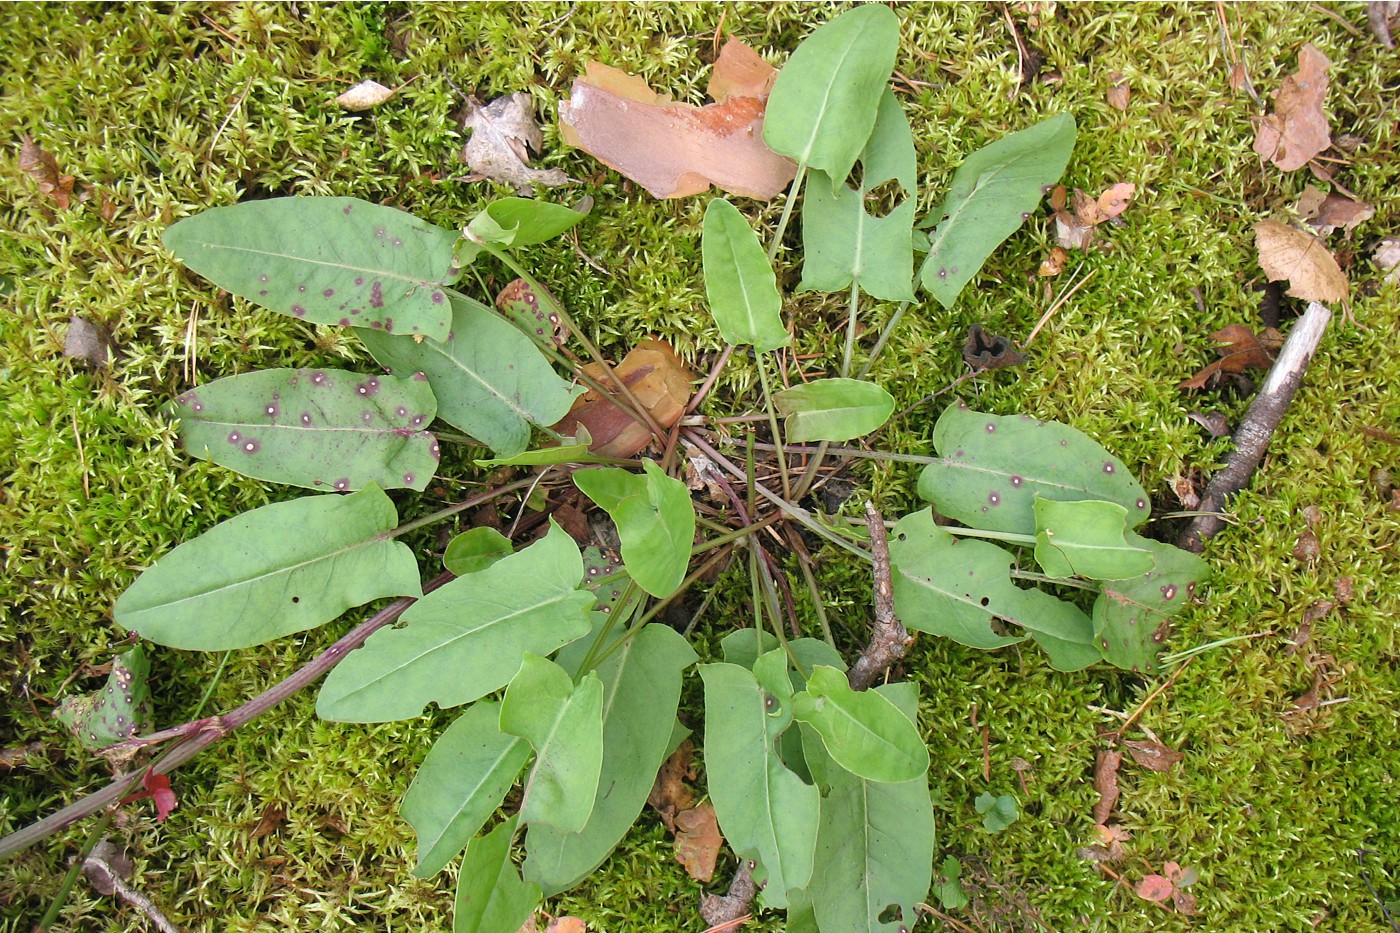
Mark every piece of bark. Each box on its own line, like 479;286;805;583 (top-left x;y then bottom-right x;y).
1179;302;1332;552
699;860;757;927
1092;749;1123;824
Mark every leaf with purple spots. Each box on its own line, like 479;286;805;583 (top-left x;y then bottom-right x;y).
358;294;582;458
316;522;595;722
918;114;1076;308
918;403;1150;536
888;509;1099;671
163;197;459;341
116;486;421;651
54;646;152;751
171;368;439;491
1092;539;1209;672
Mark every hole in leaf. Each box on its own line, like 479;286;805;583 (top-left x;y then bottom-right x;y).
863;179;907;218
877;904;903;924
979;597;990;607
291;596;300;604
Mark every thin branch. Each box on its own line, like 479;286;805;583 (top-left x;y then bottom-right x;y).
84;848;182;933
1179;302;1332;553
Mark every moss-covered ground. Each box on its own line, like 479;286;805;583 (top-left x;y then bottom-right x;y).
2;3;1398;931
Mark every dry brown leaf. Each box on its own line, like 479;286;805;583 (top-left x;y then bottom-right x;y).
1092;749;1122;825
336;80;395;111
19;135;76;208
555;338;692;459
646;739;696;832
707;38;778;103
1136;874;1174;903
1253;44;1331;172
1178;324;1281;390
543;918;588;933
1297;185;1374;237
1122;738;1185;773
1186;410;1231;438
1038;245;1068;276
1106;72;1130;111
461;92;571;194
1096;182;1136;220
1053;183;1134;250
1375;236;1400;284
63;315;113;368
249;802;287;840
962;323;1026;372
1078;822;1132;863
673;802;723;882
1254;219;1348;303
558;42;796;199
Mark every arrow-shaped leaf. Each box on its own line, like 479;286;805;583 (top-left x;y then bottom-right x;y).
316;523;594;722
524;626;697;893
500;654;604;834
574;460;695;598
919;114;1076;308
358;294;582;458
1033;496;1155;581
774;378;894;442
918;403;1151;535
799;89;918;302
452;817;541;933
116;486;420;651
171;368;439;492
1094;539;1209;672
401;701;531;878
54;646;152;749
702;198;788;352
700;649;820;909
763;4;901;186
793;666;928;784
889;509;1099;671
164;197;460;341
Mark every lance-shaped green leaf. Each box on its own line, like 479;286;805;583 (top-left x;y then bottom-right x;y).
117;486;420;651
918;403;1151;535
700;650;820;909
763;4;901;186
802;683;934;933
358;294;582;458
889;509;1099;671
500;654;604;834
792;666;928;784
799;89;917;301
473;427;612;469
573;459;695;598
164;197;459;341
171;368;438;492
1094;539;1209;672
442;527;514;576
401;701;531;878
456;198;587;265
525;625;697;894
702;198;788;352
54;646;152;750
1033;496;1155;581
774;378;894;442
316;523;594;722
919;114;1076;308
453;817;541;933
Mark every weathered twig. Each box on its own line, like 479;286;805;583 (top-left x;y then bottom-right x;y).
848;502;913;691
1179;302;1332;553
84;843;182;933
0;573;453;862
700;859;757;929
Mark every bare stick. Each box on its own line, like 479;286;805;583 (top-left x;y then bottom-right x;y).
700;860;757;928
84;849;182;933
848;502;913;691
1179;302;1332;553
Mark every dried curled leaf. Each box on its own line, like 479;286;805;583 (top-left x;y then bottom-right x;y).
673;802;723;882
1254;219;1349;303
462;92;571;194
554;339;691;459
1178;323;1282;390
1123;738;1185;772
1296;184;1374;237
336;80;395;111
19;135;76;208
558;41;796;199
1254;44;1331;172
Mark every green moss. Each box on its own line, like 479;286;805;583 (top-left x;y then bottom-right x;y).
3;2;1399;931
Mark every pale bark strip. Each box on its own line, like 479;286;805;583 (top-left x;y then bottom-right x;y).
1180;302;1332;553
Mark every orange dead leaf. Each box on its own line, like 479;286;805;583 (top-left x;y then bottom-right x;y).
558;41;796;199
1253;44;1331;172
1136;874;1174;902
1178;323;1281;390
1038;245;1069;276
673;802;723;882
19;135;76;208
1053;183;1135;250
1254;219;1349;303
543;918;588;933
556;339;691;459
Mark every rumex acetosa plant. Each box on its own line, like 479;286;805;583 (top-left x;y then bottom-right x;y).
12;7;1209;932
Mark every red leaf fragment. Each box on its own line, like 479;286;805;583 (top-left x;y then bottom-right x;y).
1136;874;1174;902
558;41;797;199
121;770;178;821
1253;44;1331;172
